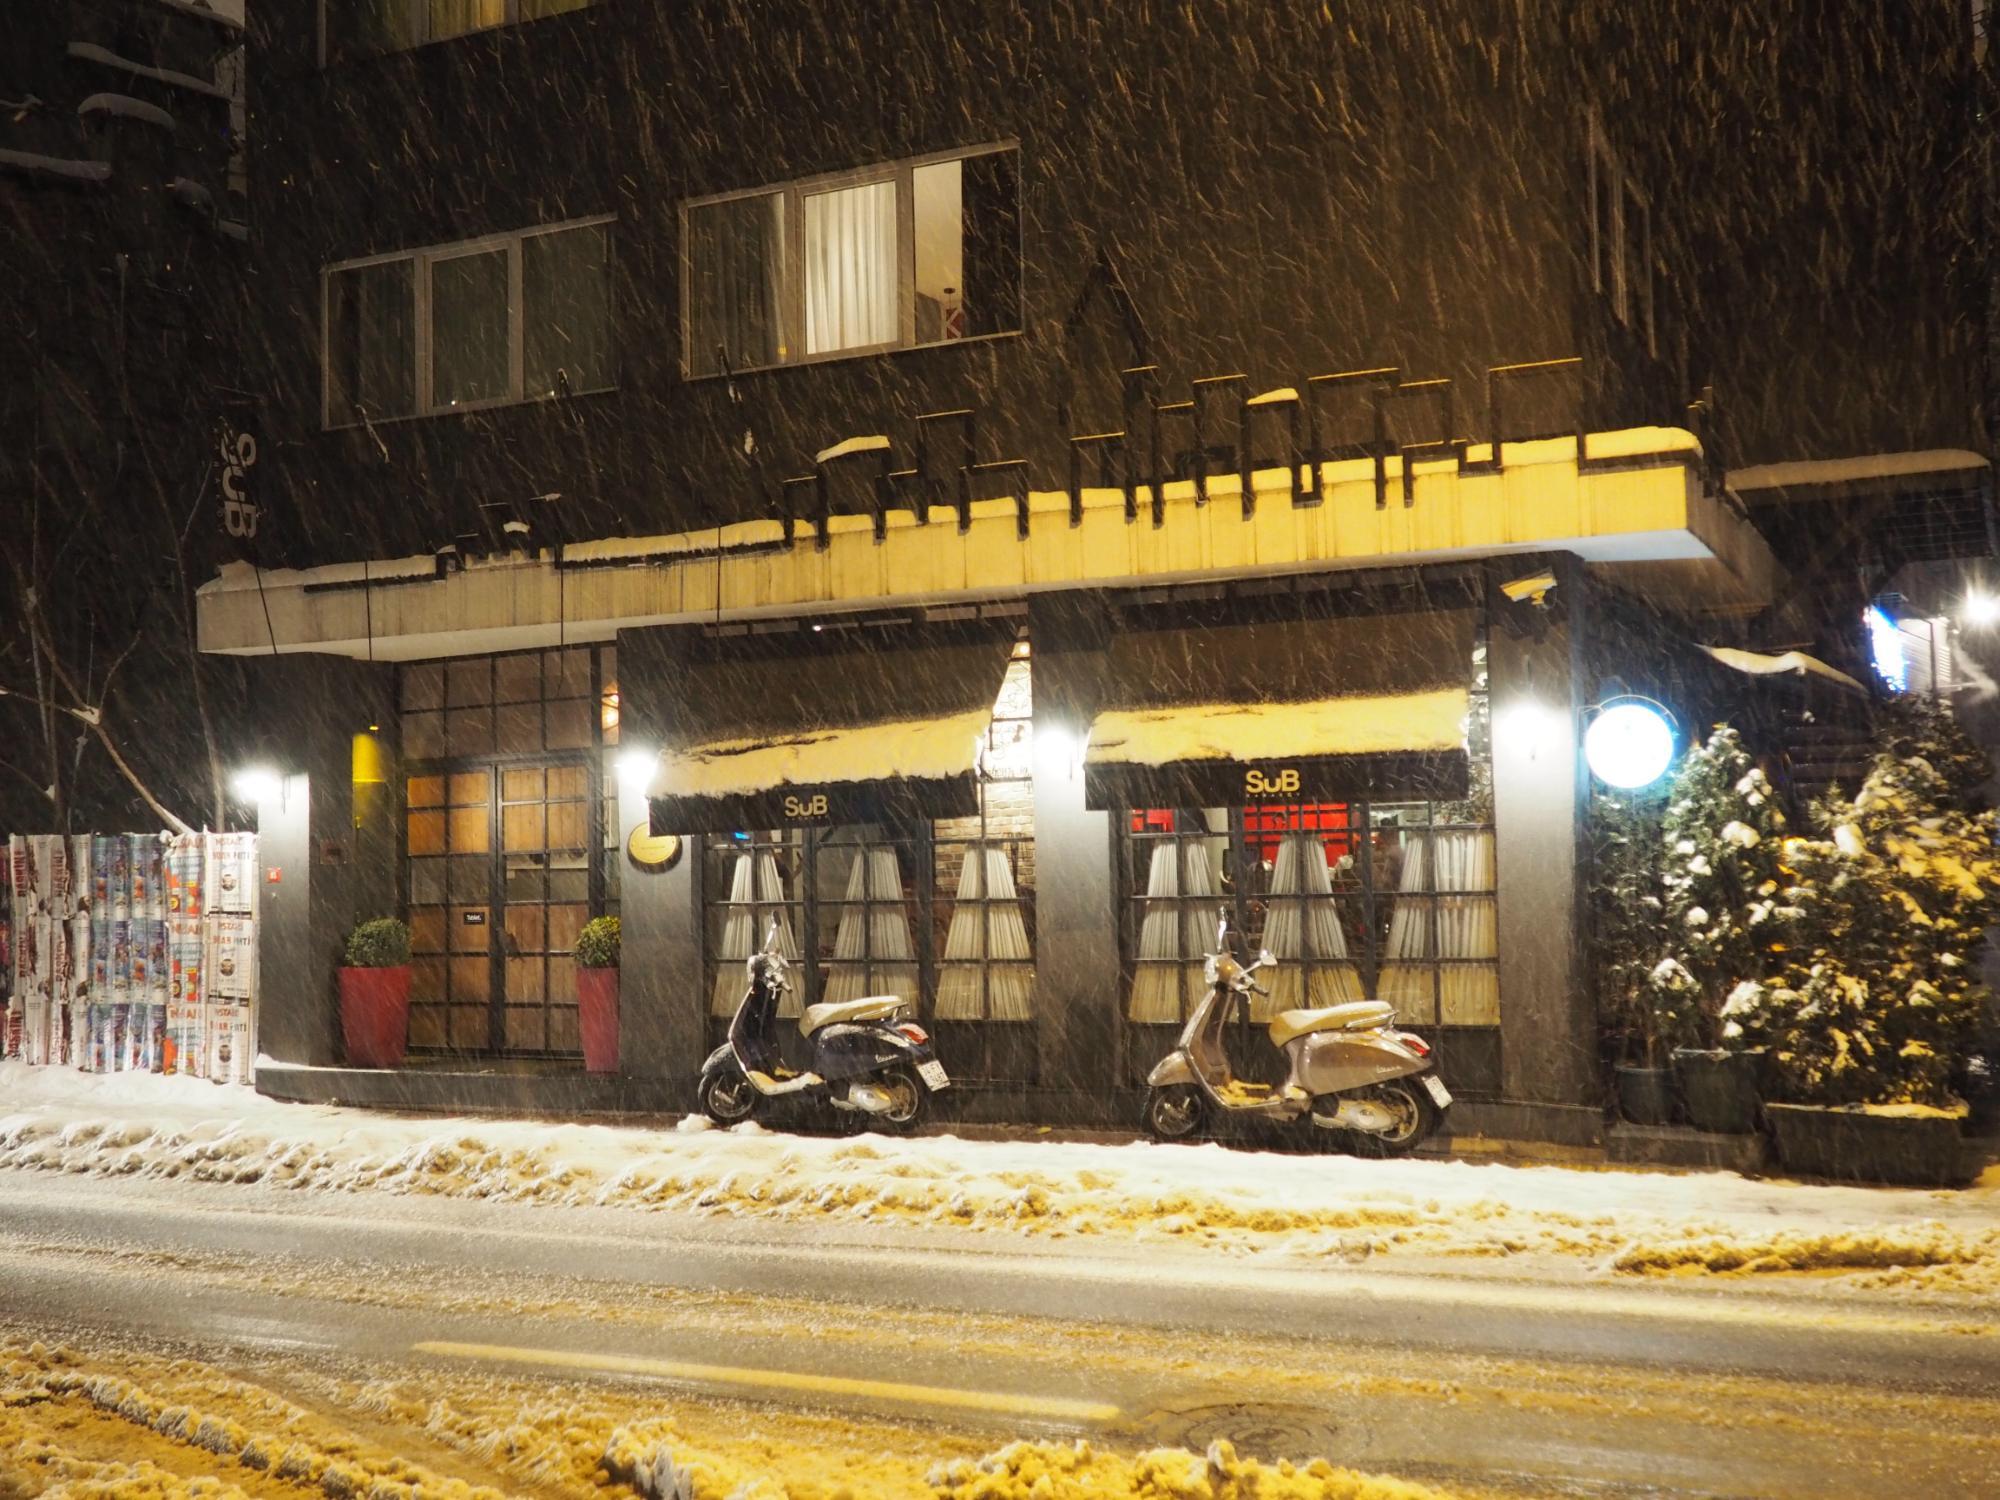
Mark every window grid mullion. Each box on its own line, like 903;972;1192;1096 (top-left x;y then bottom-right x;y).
415;252;433;415
508;235;526;402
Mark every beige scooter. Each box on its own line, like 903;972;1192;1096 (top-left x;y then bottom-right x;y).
1143;922;1451;1155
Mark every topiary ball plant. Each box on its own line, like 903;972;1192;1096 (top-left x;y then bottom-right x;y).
576;915;621;969
344;916;412;969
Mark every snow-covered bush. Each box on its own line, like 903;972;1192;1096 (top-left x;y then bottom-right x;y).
1723;747;1998;1108
1646;727;1797;1047
1589;790;1680;1063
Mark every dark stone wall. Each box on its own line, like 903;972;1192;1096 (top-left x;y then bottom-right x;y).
245;655;398;1067
247;0;1626;568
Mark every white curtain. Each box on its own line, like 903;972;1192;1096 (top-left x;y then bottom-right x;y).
806;181;898;354
1259;833;1364;1020
710;846;801;1017
1380;831;1498;1025
1129;838;1221;1023
823;845;919;1006
935;844;1034;1021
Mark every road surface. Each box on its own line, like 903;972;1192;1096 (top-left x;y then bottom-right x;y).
0;1168;1994;1497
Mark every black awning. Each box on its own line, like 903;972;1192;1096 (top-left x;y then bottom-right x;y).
646;619;1017;834
1081;610;1476;811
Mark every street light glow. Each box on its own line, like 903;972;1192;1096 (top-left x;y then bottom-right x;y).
1961;590;2000;628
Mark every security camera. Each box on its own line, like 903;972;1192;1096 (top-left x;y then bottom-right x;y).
1500;571;1558;607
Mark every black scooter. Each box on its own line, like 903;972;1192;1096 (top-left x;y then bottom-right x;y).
698;923;950;1132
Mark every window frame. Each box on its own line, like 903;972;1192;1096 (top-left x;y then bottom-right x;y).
321;214;615;430
678;140;1022;380
319;0;597;65
1586;113;1655;349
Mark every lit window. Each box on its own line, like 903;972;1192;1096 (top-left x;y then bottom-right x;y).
324;0;597;63
682;145;1022;378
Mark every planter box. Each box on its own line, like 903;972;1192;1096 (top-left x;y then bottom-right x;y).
577;966;619;1075
338;965;411;1069
1765;1103;1971;1187
1615;1065;1676;1126
1672;1048;1759;1134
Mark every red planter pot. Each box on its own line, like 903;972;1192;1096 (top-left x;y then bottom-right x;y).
578;966;619;1075
338;965;411;1069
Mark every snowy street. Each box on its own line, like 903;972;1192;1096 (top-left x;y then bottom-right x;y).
0;1069;1996;1496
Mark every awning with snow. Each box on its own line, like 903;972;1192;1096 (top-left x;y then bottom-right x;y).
1701;645;1867;697
646;619;1017;833
1082;611;1476;810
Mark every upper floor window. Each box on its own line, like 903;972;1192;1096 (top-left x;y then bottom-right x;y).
1587;117;1655;355
324;217;613;428
681;144;1021;379
324;0;595;64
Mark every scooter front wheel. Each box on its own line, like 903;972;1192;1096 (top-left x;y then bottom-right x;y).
1144;1083;1207;1142
700;1065;758;1125
1343;1078;1438;1158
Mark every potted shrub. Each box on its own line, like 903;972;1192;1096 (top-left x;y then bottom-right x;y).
575;915;620;1075
1591;790;1680;1125
1726;751;1994;1186
1653;730;1791;1133
338;916;412;1069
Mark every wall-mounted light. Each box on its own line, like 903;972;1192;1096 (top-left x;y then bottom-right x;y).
231;765;282;804
616;748;655;794
1583;697;1677;789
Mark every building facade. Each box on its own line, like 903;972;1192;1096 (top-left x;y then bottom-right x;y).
204;1;1990;1141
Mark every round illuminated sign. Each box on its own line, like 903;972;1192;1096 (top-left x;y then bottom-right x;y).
1584;700;1676;789
626;824;683;872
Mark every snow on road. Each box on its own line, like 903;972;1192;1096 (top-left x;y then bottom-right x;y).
0;1337;1463;1500
0;1063;1994;1291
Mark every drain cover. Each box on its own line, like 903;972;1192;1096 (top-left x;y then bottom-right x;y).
1130;1401;1350;1462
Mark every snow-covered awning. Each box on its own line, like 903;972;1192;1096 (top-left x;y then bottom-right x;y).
1701;645;1867;697
1082;610;1475;809
645;619;1016;833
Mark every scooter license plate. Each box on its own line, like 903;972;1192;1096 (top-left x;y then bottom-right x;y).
1421;1073;1452;1108
917;1059;951;1091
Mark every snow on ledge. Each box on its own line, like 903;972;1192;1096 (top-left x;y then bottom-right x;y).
77;93;177;129
1703;645;1867;696
1728;449;1990;493
65;42;230;100
0;147;111;183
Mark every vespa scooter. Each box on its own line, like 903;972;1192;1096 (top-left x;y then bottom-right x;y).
1143;921;1450;1155
698;924;950;1132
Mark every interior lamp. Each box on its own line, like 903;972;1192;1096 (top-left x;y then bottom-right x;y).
1583;698;1676;790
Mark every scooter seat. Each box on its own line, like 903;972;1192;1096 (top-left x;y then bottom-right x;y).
1268;1002;1395;1047
799;995;905;1036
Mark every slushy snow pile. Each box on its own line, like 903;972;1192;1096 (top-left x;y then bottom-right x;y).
0;1339;1470;1500
0;1063;1994;1284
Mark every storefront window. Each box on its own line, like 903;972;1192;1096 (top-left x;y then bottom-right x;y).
1119;792;1497;1029
698;645;1037;1075
705;832;805;1017
931;652;1035;1021
817;825;923;1005
400;644;615;1057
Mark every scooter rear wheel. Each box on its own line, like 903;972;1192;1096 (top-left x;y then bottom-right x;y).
700;1066;758;1125
866;1064;928;1134
1343;1078;1438;1158
1145;1084;1207;1142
